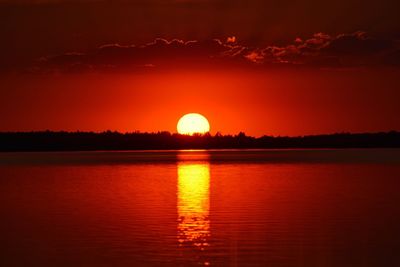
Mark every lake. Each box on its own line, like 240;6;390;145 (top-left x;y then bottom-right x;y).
1;149;400;267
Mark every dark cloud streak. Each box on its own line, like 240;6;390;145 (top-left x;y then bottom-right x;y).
35;32;400;72
1;0;399;71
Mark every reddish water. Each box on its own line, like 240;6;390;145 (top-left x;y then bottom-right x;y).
0;149;399;266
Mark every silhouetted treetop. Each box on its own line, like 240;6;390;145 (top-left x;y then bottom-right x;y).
0;131;399;151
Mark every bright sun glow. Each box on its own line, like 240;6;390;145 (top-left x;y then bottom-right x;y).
177;113;210;135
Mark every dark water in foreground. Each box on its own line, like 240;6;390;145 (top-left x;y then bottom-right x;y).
1;149;400;267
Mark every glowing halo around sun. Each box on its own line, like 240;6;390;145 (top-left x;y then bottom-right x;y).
177;113;210;135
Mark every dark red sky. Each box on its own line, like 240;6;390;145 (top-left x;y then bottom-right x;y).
0;0;399;136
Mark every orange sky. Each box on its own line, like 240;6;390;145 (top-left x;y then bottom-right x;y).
1;1;399;136
1;68;399;136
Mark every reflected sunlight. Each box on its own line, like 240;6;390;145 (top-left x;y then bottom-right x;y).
177;162;210;250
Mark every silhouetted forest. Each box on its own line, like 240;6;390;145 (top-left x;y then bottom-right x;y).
0;131;399;151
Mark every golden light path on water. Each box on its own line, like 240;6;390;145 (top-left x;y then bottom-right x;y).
177;161;211;253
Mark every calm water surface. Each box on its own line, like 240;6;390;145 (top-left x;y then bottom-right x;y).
1;149;400;267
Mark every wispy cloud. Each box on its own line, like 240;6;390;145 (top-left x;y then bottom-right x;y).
34;32;400;73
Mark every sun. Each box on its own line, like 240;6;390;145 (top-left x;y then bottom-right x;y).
177;113;210;135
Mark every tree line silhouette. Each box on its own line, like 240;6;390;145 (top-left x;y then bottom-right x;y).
0;131;399;151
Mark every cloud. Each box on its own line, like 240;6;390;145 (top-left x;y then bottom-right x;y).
36;38;249;72
35;32;400;72
259;31;400;68
226;36;236;43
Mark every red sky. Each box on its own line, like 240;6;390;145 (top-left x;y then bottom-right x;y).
1;68;399;136
0;0;399;136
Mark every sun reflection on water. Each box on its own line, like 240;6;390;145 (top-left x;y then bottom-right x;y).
177;162;210;250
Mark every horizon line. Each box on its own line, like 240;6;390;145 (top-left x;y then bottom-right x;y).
0;130;399;139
